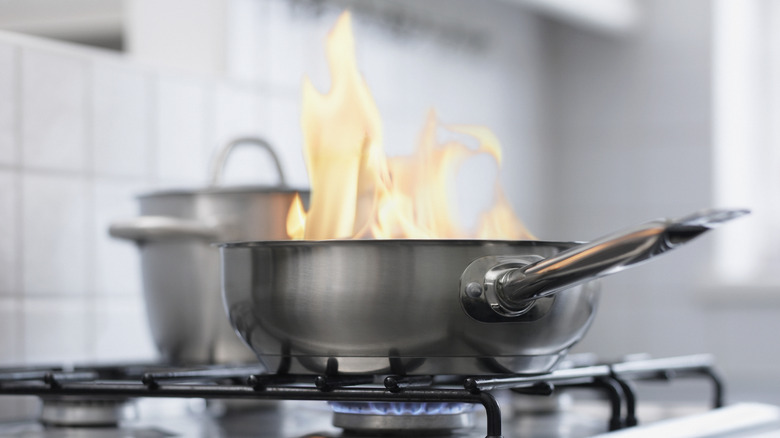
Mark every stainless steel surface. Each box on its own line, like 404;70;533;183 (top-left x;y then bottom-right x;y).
108;216;220;241
209;137;287;187
221;239;598;375
109;137;308;364
3;399;779;438
461;209;748;321
590;403;780;437
496;209;749;309
0;424;173;437
39;398;128;427
332;410;474;433
329;401;476;433
0;356;777;438
220;210;745;375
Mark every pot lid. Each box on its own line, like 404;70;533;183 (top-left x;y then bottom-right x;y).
140;137;309;198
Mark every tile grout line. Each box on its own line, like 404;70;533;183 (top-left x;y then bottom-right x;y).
14;44;25;363
3;164;156;181
205;81;217;172
84;58;98;361
148;73;159;185
14;46;22;173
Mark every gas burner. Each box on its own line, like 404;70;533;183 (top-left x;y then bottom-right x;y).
0;355;734;438
40;397;130;427
330;402;475;434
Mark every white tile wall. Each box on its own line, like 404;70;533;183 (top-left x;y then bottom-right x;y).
92;61;152;178
0;43;15;165
0;170;17;295
267;93;309;188
211;82;277;186
0;298;20;363
20;49;88;172
155;74;211;186
22;172;90;296
351;22;408;111
93;179;146;296
0;25;313;370
225;0;271;85
633;132;712;209
94;295;157;362
23;296;92;364
0;293;33;418
214;82;269;144
266;0;329;94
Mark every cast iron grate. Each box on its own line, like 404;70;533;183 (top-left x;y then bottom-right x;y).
0;354;724;438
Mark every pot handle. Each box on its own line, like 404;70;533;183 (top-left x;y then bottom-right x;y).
109;216;220;242
209;137;287;187
461;209;748;320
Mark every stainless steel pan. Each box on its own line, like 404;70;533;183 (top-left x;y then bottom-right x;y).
219;209;746;375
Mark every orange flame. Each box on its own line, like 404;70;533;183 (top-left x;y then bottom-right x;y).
287;11;534;241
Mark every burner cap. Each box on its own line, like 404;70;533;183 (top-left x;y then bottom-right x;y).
40;397;130;427
330;402;474;435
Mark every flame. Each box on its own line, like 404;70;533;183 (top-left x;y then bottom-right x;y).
287;11;534;241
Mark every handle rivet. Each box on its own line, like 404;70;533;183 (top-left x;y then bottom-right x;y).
465;282;483;298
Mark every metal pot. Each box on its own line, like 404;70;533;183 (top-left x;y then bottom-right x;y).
219;209;746;375
110;138;308;364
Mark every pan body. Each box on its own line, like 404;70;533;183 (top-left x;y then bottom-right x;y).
220;240;600;375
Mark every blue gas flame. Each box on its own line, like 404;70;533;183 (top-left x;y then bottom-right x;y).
329;402;473;416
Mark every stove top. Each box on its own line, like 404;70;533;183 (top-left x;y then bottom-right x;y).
1;354;778;437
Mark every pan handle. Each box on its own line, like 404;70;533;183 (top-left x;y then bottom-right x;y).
209;137;287;187
109;216;220;242
460;209;749;320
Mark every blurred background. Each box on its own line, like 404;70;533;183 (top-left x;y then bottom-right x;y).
0;0;778;410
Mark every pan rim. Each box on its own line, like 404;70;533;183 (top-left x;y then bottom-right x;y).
218;239;584;248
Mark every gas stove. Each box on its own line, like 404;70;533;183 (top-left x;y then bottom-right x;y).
1;354;779;437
